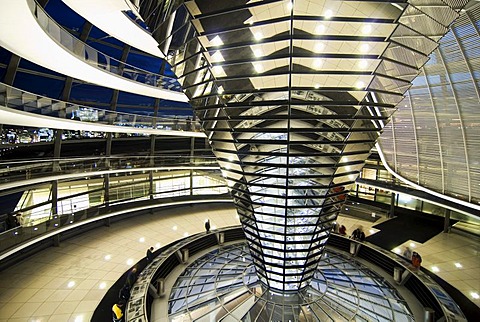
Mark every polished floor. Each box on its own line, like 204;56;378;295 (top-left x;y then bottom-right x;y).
0;205;478;321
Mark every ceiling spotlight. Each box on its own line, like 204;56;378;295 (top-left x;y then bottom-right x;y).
287;1;293;11
315;24;325;34
360;43;370;53
313;59;323;69
358;60;368;69
253;49;263;58
254;63;264;73
314;42;324;53
355;81;365;89
362;25;372;35
254;32;263;41
324;9;333;19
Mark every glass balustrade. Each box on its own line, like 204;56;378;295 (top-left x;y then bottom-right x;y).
0;83;201;133
0;168;228;254
0;155;218;185
27;0;181;92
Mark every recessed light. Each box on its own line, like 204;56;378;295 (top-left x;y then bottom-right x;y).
362;25;372;35
287;1;293;11
254;32;263;41
104;255;111;261
99;282;107;289
409;242;415;248
355;81;365;89
314;42;324;53
254;63;264;73
324;10;333;19
313;59;323;69
454;262;462;268
358;60;368;68
471;292;479;299
253;49;263;57
139;237;145;243
393;248;401;254
67;281;75;288
172;225;177;231
315;24;325;34
360;44;370;52
431;266;440;272
127;259;134;265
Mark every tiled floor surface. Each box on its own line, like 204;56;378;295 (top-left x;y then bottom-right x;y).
0;204;478;321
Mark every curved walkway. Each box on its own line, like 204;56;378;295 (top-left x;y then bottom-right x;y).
0;106;204;138
0;0;187;102
0;203;239;321
62;0;164;58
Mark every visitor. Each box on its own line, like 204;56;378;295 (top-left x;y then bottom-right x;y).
146;246;154;263
350;226;365;256
205;219;211;233
112;299;126;322
126;267;137;288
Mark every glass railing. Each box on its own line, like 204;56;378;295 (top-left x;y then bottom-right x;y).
27;0;182;92
0;169;229;253
0;191;230;255
0;155;219;185
0;83;201;132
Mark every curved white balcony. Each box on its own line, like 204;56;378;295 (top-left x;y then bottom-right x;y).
0;83;204;137
61;0;164;58
0;0;188;102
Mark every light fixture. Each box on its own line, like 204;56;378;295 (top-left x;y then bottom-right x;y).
409;242;416;248
314;84;320;89
431;266;440;273
358;60;368;69
324;9;333;19
253;49;263;58
155;242;161;248
67;281;75;288
360;43;370;53
254;32;263;41
287;1;293;11
315;24;325;34
212;65;226;77
183;232;189;237
454;262;462;268
104;254;111;261
393;248;401;254
210;50;225;62
172;225;178;231
471;292;479;299
313;58;323;69
355;81;365;89
127;259;134;265
254;63;264;73
139;237;145;243
314;42;324;53
362;25;372;35
99;282;107;289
